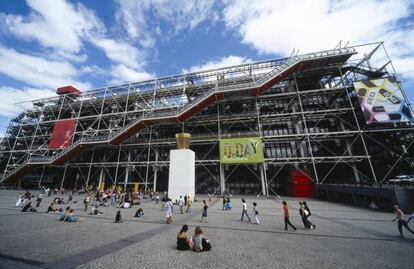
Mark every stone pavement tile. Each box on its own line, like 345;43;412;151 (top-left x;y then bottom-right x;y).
80;245;116;258
61;254;94;265
41;260;78;269
0;259;43;269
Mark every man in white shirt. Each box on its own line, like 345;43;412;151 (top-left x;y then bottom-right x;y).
241;198;251;222
178;195;184;214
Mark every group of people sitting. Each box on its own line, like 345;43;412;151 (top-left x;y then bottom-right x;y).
114;207;145;223
21;202;37;212
222;197;232;210
56;207;83;222
176;225;211;252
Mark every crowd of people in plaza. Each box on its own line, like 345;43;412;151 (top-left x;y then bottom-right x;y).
13;186;414;252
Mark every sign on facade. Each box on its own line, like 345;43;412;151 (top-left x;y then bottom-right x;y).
220;137;264;164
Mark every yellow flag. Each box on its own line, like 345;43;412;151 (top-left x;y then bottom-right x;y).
99;182;105;192
134;182;139;193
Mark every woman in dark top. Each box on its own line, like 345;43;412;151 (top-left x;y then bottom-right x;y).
177;225;191;250
21;202;33;212
134;208;144;217
200;200;208;223
115;210;123;223
303;201;316;229
46;203;58;213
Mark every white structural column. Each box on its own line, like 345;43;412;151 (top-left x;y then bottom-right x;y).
168;149;195;202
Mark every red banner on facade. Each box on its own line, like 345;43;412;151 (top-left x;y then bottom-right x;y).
290;170;314;198
48;119;77;149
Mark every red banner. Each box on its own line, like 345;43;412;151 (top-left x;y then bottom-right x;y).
290;170;314;198
48;119;77;149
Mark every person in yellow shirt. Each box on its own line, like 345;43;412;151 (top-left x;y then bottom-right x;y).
186;195;192;213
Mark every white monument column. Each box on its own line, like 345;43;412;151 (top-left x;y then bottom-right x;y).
168;133;195;202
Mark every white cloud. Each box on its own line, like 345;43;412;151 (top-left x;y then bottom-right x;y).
109;64;154;85
115;0;219;47
89;36;146;69
183;55;251;73
1;0;152;88
0;87;55;117
3;0;104;54
0;46;90;90
222;0;414;79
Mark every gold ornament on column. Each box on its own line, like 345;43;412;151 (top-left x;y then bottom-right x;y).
175;133;192;149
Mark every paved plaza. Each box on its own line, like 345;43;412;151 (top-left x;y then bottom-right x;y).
0;190;413;269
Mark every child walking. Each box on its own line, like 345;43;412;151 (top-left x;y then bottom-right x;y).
253;202;260;224
200;200;208;223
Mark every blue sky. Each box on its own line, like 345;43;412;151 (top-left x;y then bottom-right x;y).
0;0;413;135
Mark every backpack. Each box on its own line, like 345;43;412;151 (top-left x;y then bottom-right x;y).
202;238;211;251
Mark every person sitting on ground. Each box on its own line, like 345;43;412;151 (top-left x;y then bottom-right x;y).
225;197;232;210
192;226;211;252
64;206;71;217
89;205;104;215
46;203;58;213
21;202;36;212
369;201;379;210
58;208;65;221
63;209;83;222
115;210;123;223
177;225;191;250
134;208;144;217
89;205;96;215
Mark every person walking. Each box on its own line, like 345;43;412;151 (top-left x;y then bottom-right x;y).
35;192;43;207
299;201;315;229
252;202;260;224
303;201;316;229
155;192;160;204
186;196;192;213
392;205;414;238
15;192;23;207
282;201;296;231
84;194;90;211
200;200;208;223
407;212;414;230
241;199;251;222
165;199;173;224
179;195;184;214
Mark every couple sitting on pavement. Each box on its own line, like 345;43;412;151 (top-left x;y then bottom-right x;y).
177;225;211;252
59;207;83;222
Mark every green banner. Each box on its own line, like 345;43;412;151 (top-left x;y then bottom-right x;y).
220;137;264;164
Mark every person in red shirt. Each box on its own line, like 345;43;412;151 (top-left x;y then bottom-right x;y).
282;201;296;231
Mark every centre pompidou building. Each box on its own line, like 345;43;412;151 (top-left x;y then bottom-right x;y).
1;42;413;197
